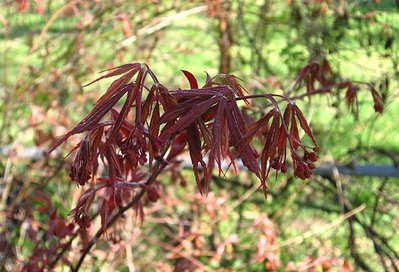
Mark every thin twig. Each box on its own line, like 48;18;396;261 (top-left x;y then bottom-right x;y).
347;218;374;271
117;5;207;48
370;178;389;227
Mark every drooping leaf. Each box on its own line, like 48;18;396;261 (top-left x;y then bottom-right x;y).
370;85;384;113
186;124;207;195
239;110;275;151
293;104;318;146
225;102;260;179
289;106;300;150
210;99;227;176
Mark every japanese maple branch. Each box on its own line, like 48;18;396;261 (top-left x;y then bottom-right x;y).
49;233;78;269
71;147;170;272
235;85;333;104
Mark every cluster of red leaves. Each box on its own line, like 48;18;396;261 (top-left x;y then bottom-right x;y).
20;193;75;272
16;0;44;13
253;214;281;269
294;58;334;94
49;63;320;231
294;58;384;114
338;81;384;114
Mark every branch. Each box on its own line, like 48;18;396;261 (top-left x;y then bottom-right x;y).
117;5;207;48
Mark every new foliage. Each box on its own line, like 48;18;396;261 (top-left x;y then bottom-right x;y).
50;63;320;230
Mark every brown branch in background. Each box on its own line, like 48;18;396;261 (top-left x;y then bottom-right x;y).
217;2;232;74
347;218;374;272
332;169;374;271
205;0;233;74
253;0;271;74
118;5;208;49
370;178;389;227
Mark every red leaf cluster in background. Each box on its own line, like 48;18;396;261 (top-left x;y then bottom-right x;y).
294;58;334;94
293;58;384;115
338;81;384;115
20;193;75;271
16;0;44;13
49;63;321;232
